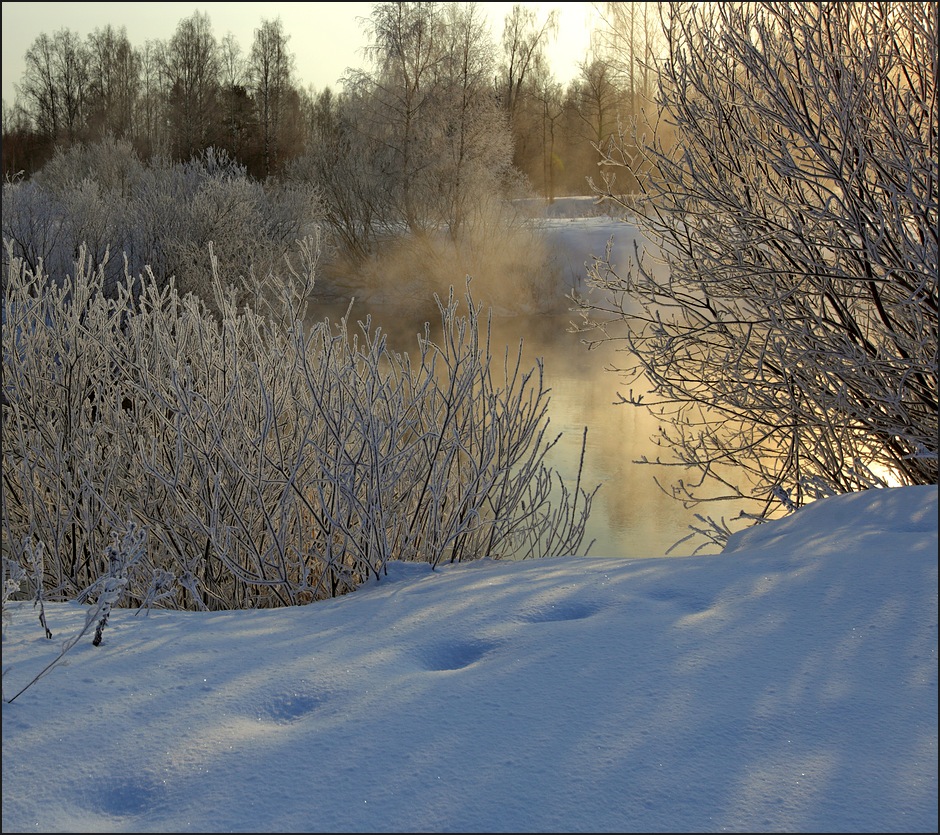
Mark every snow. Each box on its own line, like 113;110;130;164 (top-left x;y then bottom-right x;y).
2;198;937;831
2;484;936;833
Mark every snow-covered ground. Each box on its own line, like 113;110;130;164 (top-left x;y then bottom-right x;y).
2;484;936;833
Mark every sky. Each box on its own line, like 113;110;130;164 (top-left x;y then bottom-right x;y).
1;1;599;109
2;483;936;832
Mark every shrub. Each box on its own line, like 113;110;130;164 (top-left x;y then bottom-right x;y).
2;240;597;611
577;1;937;535
3;142;325;308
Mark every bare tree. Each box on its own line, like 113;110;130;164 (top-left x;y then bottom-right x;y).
17;28;88;143
349;1;447;235
160;11;220;161
248;17;295;177
342;2;512;243
135;39;167;157
531;76;564;201
591;2;663;111
570;57;621;173
558;2;665;197
576;1;937;541
433;2;512;235
497;4;558;120
85;25;140;141
217;32;251;160
497;4;558;185
52;28;88;143
17;32;60;141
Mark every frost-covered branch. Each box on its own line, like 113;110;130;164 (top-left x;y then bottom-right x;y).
574;1;937;542
3;237;597;610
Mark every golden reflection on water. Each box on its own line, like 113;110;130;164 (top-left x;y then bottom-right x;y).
306;300;752;559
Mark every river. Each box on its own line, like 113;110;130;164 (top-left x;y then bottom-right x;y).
304;201;754;558
303;297;750;559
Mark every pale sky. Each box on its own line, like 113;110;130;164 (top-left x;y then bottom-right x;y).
1;1;599;108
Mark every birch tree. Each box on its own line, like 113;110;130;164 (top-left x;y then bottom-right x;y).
85;25;139;140
349;1;446;235
432;2;512;235
341;2;513;242
497;4;558;186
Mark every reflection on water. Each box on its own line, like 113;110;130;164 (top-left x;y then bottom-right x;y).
305;299;749;558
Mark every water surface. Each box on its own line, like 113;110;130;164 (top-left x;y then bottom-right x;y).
306;298;750;559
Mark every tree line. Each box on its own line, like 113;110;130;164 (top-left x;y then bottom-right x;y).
2;2;664;196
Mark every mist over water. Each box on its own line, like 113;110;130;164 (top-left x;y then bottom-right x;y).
305;200;756;558
305;297;744;559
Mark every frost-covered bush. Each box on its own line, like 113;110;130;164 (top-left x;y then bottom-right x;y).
3;136;145;291
578;2;937;525
3;140;324;308
128;148;324;310
35;134;147;196
2;241;597;611
1;175;69;282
